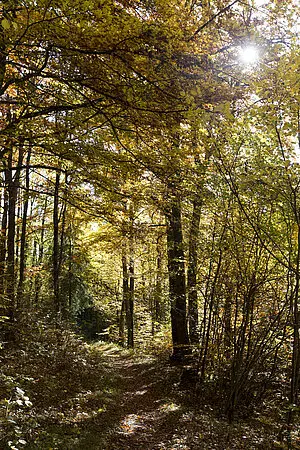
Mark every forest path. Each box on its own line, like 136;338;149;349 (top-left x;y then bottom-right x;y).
32;343;278;449
71;345;195;450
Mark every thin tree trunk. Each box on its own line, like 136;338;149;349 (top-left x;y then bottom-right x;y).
6;151;15;320
39;199;46;263
0;169;8;297
122;249;133;347
121;202;135;349
224;286;233;359
68;232;72;310
200;247;223;381
53;172;60;314
0;29;6;92
154;233;163;330
35;197;47;304
17;147;31;308
288;224;300;427
59;198;67;316
6;146;24;331
187;197;201;343
15;193;21;271
128;242;134;348
119;298;126;346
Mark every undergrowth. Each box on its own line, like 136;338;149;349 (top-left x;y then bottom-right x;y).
0;317;120;449
1;316;300;449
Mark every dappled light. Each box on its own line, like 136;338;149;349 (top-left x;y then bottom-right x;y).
1;327;299;448
120;414;146;434
159;402;181;412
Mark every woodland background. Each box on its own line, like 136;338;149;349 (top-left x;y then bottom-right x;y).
1;0;300;448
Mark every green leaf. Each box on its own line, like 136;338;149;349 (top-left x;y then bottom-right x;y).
1;18;10;30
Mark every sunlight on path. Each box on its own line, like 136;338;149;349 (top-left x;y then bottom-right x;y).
39;343;283;450
120;413;146;434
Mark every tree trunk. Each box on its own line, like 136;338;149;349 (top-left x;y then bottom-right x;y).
68;232;73;310
187;197;201;344
128;251;134;348
119;298;126;347
59;195;67;317
35;197;47;304
0;17;7;92
154;233;163;328
53;172;60;314
0;169;8;297
17;147;31;308
6;146;24;332
122;249;134;348
224;287;232;359
288;224;300;427
15;193;21;271
166;194;189;358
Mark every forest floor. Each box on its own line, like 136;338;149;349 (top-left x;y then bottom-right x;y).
0;328;297;449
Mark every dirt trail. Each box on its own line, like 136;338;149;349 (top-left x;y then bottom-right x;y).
73;349;188;450
32;344;280;449
66;346;275;450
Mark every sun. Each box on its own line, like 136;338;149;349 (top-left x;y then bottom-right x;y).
238;46;259;65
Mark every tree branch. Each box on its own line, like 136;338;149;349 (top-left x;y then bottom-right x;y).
188;0;241;41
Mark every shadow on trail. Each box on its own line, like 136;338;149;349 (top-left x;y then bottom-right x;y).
30;345;279;449
72;352;185;450
30;345;189;450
